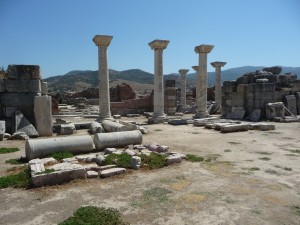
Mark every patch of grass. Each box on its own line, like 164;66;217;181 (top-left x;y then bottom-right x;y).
256;151;272;155
285;154;299;157
224;149;232;152
0;147;20;154
259;157;271;161
131;187;172;208
154;129;162;131
249;167;260;171
289;149;300;154
35;169;55;175
290;206;300;216
251;208;261;214
5;157;28;165
245;159;254;162
265;169;278;174
228;141;241;145
140;153;167;169
59;206;129;225
0;166;31;189
191;132;200;134
186;154;204;162
284;167;292;171
48;151;74;161
224;197;235;204
104;153;131;168
205;154;220;162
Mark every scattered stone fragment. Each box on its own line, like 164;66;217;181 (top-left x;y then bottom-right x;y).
9;132;29;140
249;123;275;131
58;123;76;135
265;102;285;120
94;155;105;166
89;121;105;134
62;157;78;163
220;124;249;133
104;148;117;155
139;126;149;134
131;156;141;170
87;170;99;178
99;165;116;171
168;119;188;125
124;149;136;156
4;133;11;139
76;154;97;162
14;111;39;137
99;167;126;178
113;115;121;119
139;149;152;156
169;152;186;159
193;118;217;127
166;155;182;165
30;163;45;174
147;142;169;153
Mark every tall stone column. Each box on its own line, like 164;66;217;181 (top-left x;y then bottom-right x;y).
179;69;189;107
148;39;170;123
211;61;226;111
93;35;113;121
194;45;214;118
192;66;199;107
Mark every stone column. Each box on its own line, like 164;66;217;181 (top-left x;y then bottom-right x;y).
211;61;226;111
192;66;199;107
93;35;113;121
165;80;176;115
148;39;170;122
179;69;189;107
194;45;214;118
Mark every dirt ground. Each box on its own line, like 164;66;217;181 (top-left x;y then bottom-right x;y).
0;115;300;225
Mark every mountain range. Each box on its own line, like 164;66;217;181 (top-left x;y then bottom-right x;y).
44;66;300;92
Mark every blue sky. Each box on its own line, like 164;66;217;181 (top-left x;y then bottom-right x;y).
0;0;299;78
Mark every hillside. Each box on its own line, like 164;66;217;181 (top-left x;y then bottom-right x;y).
44;66;300;92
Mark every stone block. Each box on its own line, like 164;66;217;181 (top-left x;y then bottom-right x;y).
220;124;249;133
250;109;261;122
254;92;274;100
0;133;4;141
30;163;45;174
124;149;136;156
254;83;275;92
249;123;275;131
14;111;39;137
89;121;105;134
0;93;40;107
168;119;188;125
99;167;126;178
0;80;4;92
254;100;273;109
295;92;300;115
131;156;141;170
231;93;245;107
99;165;117;170
104;148;117;154
58;123;76;135
222;81;237;93
265;102;285;120
226;110;245;120
9;132;29;140
6;65;41;80
0;120;5;134
166;154;182;165
41;82;48;95
283;95;297;116
4;80;41;92
34;96;53;136
87;170;99;178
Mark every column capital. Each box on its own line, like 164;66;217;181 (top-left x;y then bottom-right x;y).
148;39;170;50
93;35;113;46
194;44;214;54
192;66;199;72
179;69;189;75
211;61;227;68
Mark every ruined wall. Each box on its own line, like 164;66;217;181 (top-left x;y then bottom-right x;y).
222;67;300;120
0;65;48;133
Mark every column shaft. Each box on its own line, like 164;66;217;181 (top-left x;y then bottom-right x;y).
215;66;221;109
181;74;186;106
153;49;164;117
197;52;208;117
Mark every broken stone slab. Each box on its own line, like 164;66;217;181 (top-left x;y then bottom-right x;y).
168;119;188;125
30;163;45;174
169;152;186;159
9;132;29;140
166;155;182;165
83;163;101;171
273;116;300;123
139;126;149;134
75;153;97;162
14;110;39;137
124;149;136;156
94;154;105;166
101;120;130;132
113;115;121;119
146;142;169;153
249;123;275;131
31;163;86;187
6;65;41;80
25;135;94;160
4;133;11;139
131;156;141;170
139;149;152;156
283;95;297;116
89;121;105;134
295;92;300;115
99;165;117;171
99;167;126;178
34;95;53;136
104;148;117;155
193;118;218;127
87;170;99;178
94;130;143;151
134;145;146;150
214;123;236;131
62;157;78;163
0;120;5;133
220;124;249;133
265;102;285;120
58;123;76;135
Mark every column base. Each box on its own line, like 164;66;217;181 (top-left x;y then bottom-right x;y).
193;111;210;119
148;114;169;124
97;115;114;123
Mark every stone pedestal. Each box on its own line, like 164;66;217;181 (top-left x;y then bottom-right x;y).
179;69;189;107
93;35;113;121
211;61;226;112
148;39;170;123
34;95;53;136
194;45;214;118
165;80;176;115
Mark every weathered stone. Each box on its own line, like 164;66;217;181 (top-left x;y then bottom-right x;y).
250;109;261;122
256;78;269;83
95;155;105;166
104;148;117;154
147;142;168;153
131;156;141;170
283;95;297;116
139;126;149;134
89;121;105;134
249;123;275;131
262;66;282;74
14;111;39;137
168;119;188;125
101;120;130;132
265;102;285;120
4;133;11;139
220;124;249;133
99;165;116;170
62;157;78;163
193;118;217;127
113;115;121;119
99;167;126;178
0;79;4;92
0;92;40;107
76;154;97;162
166;155;182;165
87;170;99;178
58;123;76;135
124;149;136;156
41;82;48;95
295;92;300;115
6;65;41;80
34;95;53;136
4;80;41;92
0;120;5;134
226;109;246;120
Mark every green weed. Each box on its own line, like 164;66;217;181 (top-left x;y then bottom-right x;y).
0;147;20;154
0;166;31;188
186;154;204;162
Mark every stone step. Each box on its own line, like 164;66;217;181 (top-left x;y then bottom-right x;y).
99;167;126;178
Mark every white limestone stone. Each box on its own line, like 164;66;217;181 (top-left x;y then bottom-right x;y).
87;170;99;178
99;167;126;178
211;61;226;111
34;95;53;136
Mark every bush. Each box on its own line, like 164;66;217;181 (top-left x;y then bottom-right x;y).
186;154;204;162
104;153;132;168
0;148;20;154
0;166;31;188
140;153;167;169
48;151;74;161
5;157;28;165
59;206;129;225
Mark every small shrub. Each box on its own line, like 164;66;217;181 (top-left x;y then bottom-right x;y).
259;157;271;161
205;154;220;162
289;150;300;154
104;153;131;168
140;153;167;169
154;129;162;131
49;151;74;161
265;169;277;174
59;206;129;225
284;167;292;171
0;147;20;154
186;154;204;162
5;157;28;165
290;206;300;216
249;167;260;171
0;166;31;188
256;151;272;155
224;149;232;152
